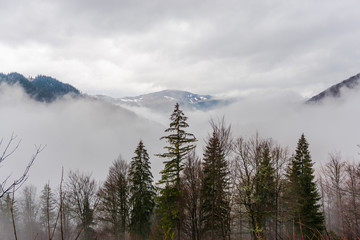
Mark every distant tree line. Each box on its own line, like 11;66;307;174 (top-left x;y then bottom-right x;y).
0;103;359;239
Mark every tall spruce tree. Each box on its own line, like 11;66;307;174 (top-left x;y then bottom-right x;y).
157;103;196;239
39;183;56;239
287;134;324;238
201;131;230;240
129;140;155;240
253;144;276;237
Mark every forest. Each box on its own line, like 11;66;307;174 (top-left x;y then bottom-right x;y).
0;103;359;240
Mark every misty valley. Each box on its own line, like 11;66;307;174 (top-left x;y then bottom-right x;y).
0;73;360;239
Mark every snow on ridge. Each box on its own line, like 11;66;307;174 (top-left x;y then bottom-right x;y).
120;97;142;103
164;96;176;101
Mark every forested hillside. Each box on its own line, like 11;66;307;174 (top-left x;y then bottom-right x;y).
0;103;358;240
0;73;80;102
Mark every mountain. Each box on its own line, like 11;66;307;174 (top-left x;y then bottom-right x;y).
306;73;360;103
0;72;80;102
97;89;233;112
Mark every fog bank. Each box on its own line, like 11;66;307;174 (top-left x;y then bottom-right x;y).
0;84;359;191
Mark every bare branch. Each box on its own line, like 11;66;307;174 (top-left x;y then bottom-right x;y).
0;143;45;198
0;133;21;164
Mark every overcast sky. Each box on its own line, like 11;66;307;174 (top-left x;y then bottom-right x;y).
1;0;360;98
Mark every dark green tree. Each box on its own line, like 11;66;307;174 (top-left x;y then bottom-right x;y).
253;144;276;237
156;103;197;239
287;134;324;238
201;131;230;240
129;140;155;240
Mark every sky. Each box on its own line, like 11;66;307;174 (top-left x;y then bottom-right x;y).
1;0;360;193
1;0;360;98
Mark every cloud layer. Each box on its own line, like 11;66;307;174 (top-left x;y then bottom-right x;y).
0;84;164;188
1;0;360;97
1;82;359;191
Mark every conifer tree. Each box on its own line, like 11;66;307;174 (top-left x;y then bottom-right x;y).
157;103;196;239
129;140;155;240
253;144;276;236
201;131;230;240
20;185;39;239
287;134;324;238
0;194;16;240
39;183;56;239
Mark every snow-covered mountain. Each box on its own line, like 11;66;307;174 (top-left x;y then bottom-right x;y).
307;73;360;103
97;90;233;112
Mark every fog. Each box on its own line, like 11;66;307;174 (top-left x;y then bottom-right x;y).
0;84;165;189
0;83;359;192
126;88;360;170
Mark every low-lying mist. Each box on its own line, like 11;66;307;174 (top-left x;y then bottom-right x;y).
0;83;359;192
0;84;164;189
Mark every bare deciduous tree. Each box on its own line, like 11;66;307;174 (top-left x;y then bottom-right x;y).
65;170;98;240
98;156;129;240
182;150;202;240
0;133;44;198
321;152;346;236
232;134;289;239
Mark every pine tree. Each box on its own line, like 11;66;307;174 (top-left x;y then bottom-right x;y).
157;103;196;239
129;140;155;240
0;194;16;240
201;131;230;240
39;183;56;239
253;144;276;237
20;185;40;239
287;134;324;238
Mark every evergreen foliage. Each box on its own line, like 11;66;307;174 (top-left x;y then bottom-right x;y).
253;144;276;235
201;131;230;240
0;72;79;102
0;194;16;240
287;134;325;238
156;103;196;239
39;184;56;238
20;185;39;238
129;140;155;240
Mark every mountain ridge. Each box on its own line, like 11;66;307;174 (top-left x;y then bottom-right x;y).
0;72;80;102
306;73;360;103
96;89;233;112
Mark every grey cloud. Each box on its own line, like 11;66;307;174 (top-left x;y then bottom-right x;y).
1;0;360;97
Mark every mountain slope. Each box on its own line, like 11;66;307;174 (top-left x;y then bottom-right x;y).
97;89;233;112
0;72;80;102
307;73;360;103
